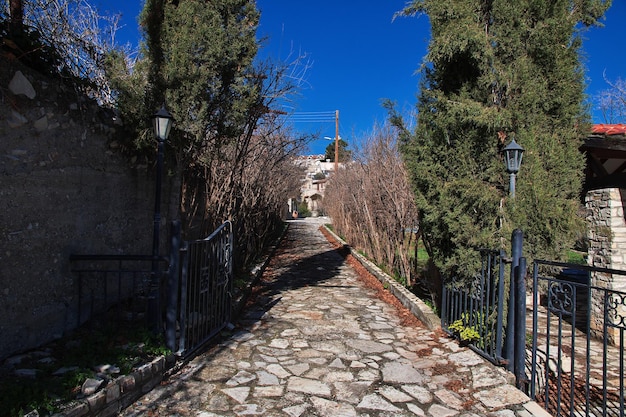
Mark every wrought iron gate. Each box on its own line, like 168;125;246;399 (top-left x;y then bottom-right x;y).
71;221;234;359
165;221;234;357
440;230;626;416
441;249;508;364
529;261;626;417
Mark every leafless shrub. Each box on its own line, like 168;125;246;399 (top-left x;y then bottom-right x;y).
596;74;626;124
324;123;420;286
181;124;305;267
172;52;312;267
15;0;135;105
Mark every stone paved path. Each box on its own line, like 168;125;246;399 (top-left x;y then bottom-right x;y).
119;218;549;417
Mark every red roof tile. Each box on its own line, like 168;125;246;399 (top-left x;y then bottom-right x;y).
592;124;626;135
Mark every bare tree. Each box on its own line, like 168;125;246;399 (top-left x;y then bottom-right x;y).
9;0;24;33
16;0;134;105
176;52;313;267
324;123;420;287
596;75;626;123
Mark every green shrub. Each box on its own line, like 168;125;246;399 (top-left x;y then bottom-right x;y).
297;202;311;217
448;311;488;346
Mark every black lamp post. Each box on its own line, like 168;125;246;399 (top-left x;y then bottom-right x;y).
149;105;173;330
502;139;524;198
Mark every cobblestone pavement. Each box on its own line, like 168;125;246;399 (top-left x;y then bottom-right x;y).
119;218;550;417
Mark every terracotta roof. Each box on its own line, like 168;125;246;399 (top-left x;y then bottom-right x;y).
591;124;626;135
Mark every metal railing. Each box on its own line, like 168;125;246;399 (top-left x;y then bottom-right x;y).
70;220;234;360
441;249;508;365
166;221;233;357
69;254;169;327
530;260;626;417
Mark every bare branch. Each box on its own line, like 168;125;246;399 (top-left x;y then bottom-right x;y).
20;0;137;105
595;73;626;123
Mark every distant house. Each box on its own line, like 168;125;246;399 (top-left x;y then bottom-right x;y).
289;155;340;217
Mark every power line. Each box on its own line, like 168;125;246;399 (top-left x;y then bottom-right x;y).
283;111;336;123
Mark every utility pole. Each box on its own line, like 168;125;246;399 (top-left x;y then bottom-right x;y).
334;110;339;174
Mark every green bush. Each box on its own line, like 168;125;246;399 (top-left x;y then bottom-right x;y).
448;311;489;346
297;202;311;217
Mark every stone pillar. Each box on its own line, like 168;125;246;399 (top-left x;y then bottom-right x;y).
585;188;626;346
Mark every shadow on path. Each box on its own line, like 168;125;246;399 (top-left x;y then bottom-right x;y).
240;221;353;323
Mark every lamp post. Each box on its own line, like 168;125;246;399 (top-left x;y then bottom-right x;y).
502;139;524;198
149;104;173;331
501;139;525;375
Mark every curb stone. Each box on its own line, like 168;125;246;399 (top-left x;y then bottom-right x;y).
322;224;440;330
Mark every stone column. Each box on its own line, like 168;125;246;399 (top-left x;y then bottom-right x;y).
586;188;626;346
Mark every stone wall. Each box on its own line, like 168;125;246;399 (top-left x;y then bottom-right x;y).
0;64;165;359
585;187;626;344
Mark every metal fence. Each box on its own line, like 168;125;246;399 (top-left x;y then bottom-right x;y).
440;230;528;382
529;260;626;417
70;221;234;359
440;230;626;417
441;249;508;365
165;221;234;357
69;254;169;327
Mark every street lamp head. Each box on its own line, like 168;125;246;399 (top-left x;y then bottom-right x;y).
152;104;173;142
502;139;524;174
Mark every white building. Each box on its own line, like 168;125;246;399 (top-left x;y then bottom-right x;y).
290;155;338;217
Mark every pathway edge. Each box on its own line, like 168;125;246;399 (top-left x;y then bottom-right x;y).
321;224;440;330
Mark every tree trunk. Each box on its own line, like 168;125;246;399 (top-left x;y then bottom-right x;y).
9;0;24;34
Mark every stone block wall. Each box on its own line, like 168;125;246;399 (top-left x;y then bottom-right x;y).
0;65;168;359
585;187;626;345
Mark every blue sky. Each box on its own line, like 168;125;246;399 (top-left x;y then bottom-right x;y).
101;0;625;155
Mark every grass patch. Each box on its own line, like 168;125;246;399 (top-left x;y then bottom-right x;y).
416;246;429;263
567;250;586;265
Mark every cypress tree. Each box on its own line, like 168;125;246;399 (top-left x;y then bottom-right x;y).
135;0;261;227
392;0;611;282
159;0;260;149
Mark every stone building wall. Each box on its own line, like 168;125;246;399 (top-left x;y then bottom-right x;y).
0;65;168;359
585;187;626;344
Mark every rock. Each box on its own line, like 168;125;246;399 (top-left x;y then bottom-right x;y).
14;368;38;378
287;376;331;397
34;116;48;132
13;369;38;379
9;71;36;99
8;110;28;127
81;377;105;396
221;387;250;404
473;384;529;409
94;364;121;374
356;393;402;412
5;353;28;366
381;361;426;384
53;366;79;376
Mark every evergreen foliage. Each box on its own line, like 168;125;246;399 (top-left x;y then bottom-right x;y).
324;138;351;162
391;0;611;280
112;0;307;265
161;0;260;153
